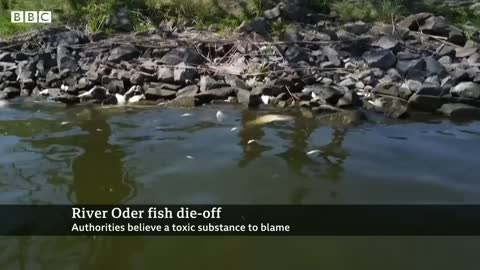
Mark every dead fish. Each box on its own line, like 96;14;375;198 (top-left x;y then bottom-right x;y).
60;121;70;125
181;113;192;117
247;139;257;144
306;150;321;156
261;95;271;105
128;94;145;104
230;127;238;132
39;89;49;96
246;114;293;126
186;155;194;159
216;111;225;122
0;100;8;108
115;94;127;105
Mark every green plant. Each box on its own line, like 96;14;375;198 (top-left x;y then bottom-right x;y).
246;0;264;18
81;0;115;33
332;0;404;23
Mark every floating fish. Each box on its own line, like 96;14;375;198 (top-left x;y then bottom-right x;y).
186;155;194;159
216;111;225;123
115;94;126;105
128;94;145;104
246;114;293;126
0;100;8;108
247;139;256;144
306;150;321;156
60;121;70;125
230;127;238;132
261;95;271;105
181;113;192;117
39;89;49;96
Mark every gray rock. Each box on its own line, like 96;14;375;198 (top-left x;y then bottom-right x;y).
0;52;14;62
176;85;199;97
436;45;455;57
438;56;452;66
372;36;401;52
225;75;249;89
420;16;449;36
303;84;344;102
416;83;443;96
3;87;20;99
174;63;198;84
57;46;79;72
452;68;469;82
424;57;446;76
344;21;370;35
106;79;125;94
387;68;402;82
467;53;480;64
398;13;433;31
438;103;480;119
323;46;341;66
396;58;425;76
466;67;480;80
130;71;151;85
195;87;236;103
448;26;466;46
372;82;399;97
336;90;359;107
399;83;413;99
285;45;309;63
397;52;420;60
363;49;396;70
455;47;477;58
199;76;227;92
160;48;202;66
338;78;356;88
157;67;174;83
145;88;177;100
163;96;199;107
107;45;140;62
408;94;447;111
451;82;480;99
380;97;408;118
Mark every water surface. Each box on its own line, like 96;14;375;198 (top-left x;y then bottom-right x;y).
1;102;479;269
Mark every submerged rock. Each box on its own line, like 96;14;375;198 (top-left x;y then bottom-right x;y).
438;103;480;119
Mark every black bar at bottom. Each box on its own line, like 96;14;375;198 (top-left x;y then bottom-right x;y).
1;205;479;236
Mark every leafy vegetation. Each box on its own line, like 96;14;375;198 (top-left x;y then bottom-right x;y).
332;0;404;23
0;0;479;40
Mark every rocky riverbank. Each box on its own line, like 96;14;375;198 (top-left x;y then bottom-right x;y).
1;9;480;120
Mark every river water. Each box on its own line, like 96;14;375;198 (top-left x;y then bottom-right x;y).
0;101;479;269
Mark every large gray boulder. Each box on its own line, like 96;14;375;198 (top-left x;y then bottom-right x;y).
451;82;480;99
363;49;396;70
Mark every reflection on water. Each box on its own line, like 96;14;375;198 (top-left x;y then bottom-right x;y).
69;109;136;204
1;104;480;269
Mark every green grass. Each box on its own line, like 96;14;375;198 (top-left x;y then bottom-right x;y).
0;0;479;40
332;0;404;23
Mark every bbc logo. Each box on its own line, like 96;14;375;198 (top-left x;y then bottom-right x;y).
11;11;52;23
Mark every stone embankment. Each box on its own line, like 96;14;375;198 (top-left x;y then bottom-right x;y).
1;6;480;120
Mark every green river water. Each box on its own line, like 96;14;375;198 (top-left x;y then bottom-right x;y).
0;100;480;269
